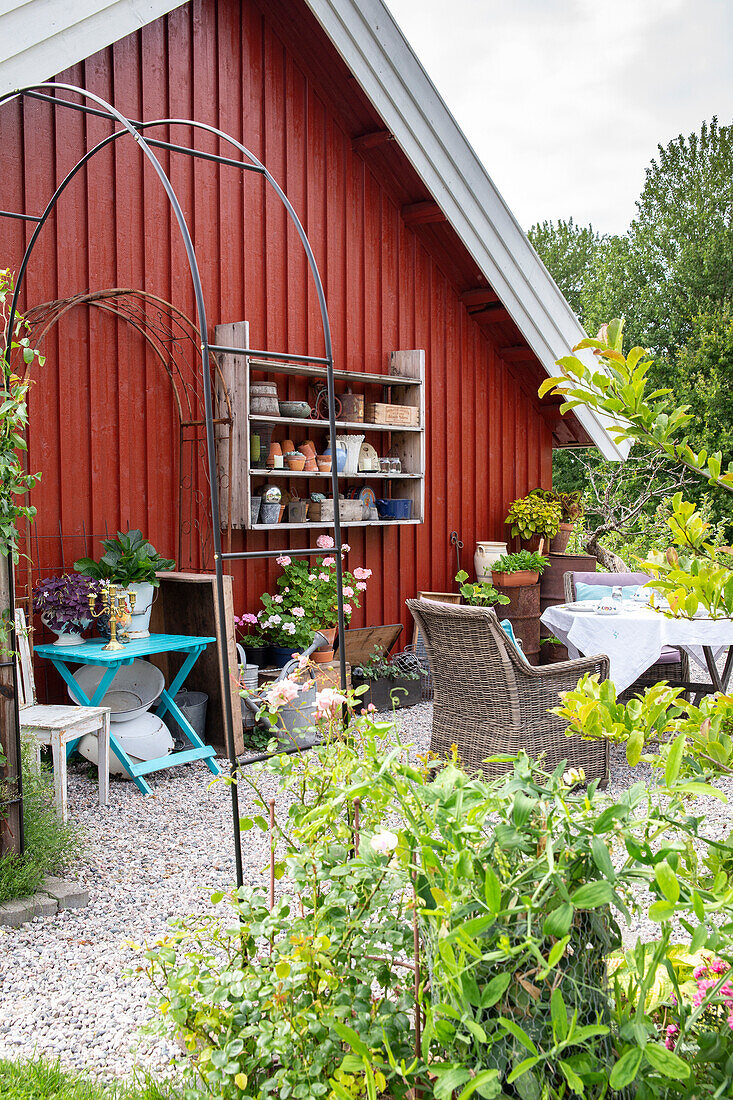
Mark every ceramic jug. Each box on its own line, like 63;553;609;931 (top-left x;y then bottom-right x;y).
474;541;508;580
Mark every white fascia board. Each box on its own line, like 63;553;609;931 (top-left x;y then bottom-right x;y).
303;0;629;461
0;0;183;96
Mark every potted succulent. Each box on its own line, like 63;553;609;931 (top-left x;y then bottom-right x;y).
33;573;103;645
529;488;584;553
505;493;562;551
74;529;175;639
491;550;548;587
455;570;511;608
351;647;424;712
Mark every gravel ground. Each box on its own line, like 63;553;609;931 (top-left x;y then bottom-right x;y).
1;697;732;1080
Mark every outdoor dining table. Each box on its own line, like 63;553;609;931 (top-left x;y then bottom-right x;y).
34;633;221;796
540;600;733;695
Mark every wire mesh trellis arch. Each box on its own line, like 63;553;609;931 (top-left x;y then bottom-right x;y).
0;82;349;884
23;287;237;572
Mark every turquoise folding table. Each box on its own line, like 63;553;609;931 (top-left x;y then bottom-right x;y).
34;633;221;796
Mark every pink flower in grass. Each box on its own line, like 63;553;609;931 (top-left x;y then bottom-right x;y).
314;687;348;720
265;677;301;709
356;581;367;591
665;1024;679;1050
712;958;730;975
317;535;335;549
276;555;292;567
366;703;377;713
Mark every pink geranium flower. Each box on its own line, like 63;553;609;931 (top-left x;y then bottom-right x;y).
353;567;372;580
317;535;335;549
342;585;354;597
318;572;329;582
356;581;367;591
292;607;305;618
322;556;335;566
276;555;292;567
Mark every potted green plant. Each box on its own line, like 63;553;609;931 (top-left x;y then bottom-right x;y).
32;574;103;645
258;599;318;668
455;570;511;607
351;647;423;712
540;634;570;665
74;529;175;639
529;488;584;553
491;550;548;587
234;612;270;667
505;493;562;550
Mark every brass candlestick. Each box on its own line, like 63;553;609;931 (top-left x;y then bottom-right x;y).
88;584;136;651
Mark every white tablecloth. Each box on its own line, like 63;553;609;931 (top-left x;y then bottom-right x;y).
540;602;733;692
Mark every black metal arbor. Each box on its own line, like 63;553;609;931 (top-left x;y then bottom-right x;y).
0;83;348;885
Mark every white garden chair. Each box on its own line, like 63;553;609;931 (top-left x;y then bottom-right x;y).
15;608;111;821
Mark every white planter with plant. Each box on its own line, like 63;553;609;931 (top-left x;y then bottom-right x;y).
74;529;175;640
33;574;102;646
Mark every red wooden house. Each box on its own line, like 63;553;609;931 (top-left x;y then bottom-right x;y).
0;0;621;639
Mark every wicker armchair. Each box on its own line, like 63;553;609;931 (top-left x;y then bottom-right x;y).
406;599;609;784
563;571;690;693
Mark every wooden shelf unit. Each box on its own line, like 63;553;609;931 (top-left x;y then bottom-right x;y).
215;327;426;531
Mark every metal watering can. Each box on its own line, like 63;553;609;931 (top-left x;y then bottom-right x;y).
236;631;331;748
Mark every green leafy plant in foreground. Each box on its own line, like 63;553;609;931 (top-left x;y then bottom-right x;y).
143;695;733;1099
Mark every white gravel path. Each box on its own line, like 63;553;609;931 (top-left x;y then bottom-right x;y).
1;699;732;1081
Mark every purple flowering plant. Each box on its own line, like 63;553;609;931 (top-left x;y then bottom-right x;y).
33;573;103;634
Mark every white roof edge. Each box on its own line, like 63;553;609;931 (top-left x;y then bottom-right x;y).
303;0;628;461
0;0;184;98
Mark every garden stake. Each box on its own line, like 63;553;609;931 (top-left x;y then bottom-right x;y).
269;798;276;912
412;866;421;1063
353;797;361;857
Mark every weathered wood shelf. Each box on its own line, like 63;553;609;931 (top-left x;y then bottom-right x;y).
214;329;426;531
248;413;423;433
249;469;422;479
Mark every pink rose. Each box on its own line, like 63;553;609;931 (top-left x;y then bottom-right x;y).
264;678;300;709
276;555;292;567
317;535;335;549
314;687;348;719
342;585;354;597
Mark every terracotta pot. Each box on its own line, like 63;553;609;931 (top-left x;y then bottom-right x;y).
312;648;335;664
492;570;539;587
286;455;306;471
304;456;318;472
267;442;283;469
549;522;574;555
317;455;332;473
282;438;296;455
316;626;337;647
521;535;546;553
299;440;317;457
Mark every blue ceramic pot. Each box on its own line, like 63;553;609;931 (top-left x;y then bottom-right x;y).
271;645;297;668
323;442;348;472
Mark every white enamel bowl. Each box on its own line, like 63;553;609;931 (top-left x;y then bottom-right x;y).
78;711;174;777
67;658;165;721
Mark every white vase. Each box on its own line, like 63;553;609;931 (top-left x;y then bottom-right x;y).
474;541;508;580
124;582;155;639
41;612;87;647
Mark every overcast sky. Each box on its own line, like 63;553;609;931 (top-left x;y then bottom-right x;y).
385;0;733;236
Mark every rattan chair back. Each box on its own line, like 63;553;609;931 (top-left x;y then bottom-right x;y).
406;598;609;783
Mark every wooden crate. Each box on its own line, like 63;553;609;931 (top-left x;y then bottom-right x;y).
309;499;364;522
365;401;419;427
148;571;244;755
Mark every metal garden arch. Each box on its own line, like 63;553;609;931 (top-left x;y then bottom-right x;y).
0;82;348;886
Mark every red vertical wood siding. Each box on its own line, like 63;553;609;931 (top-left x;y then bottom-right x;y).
0;0;553;640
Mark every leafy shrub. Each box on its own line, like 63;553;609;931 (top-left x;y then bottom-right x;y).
505;494;562;541
143;704;733;1099
352;645;423;682
0;745;82;903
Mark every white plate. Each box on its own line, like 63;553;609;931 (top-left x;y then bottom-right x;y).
565;601;599;613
